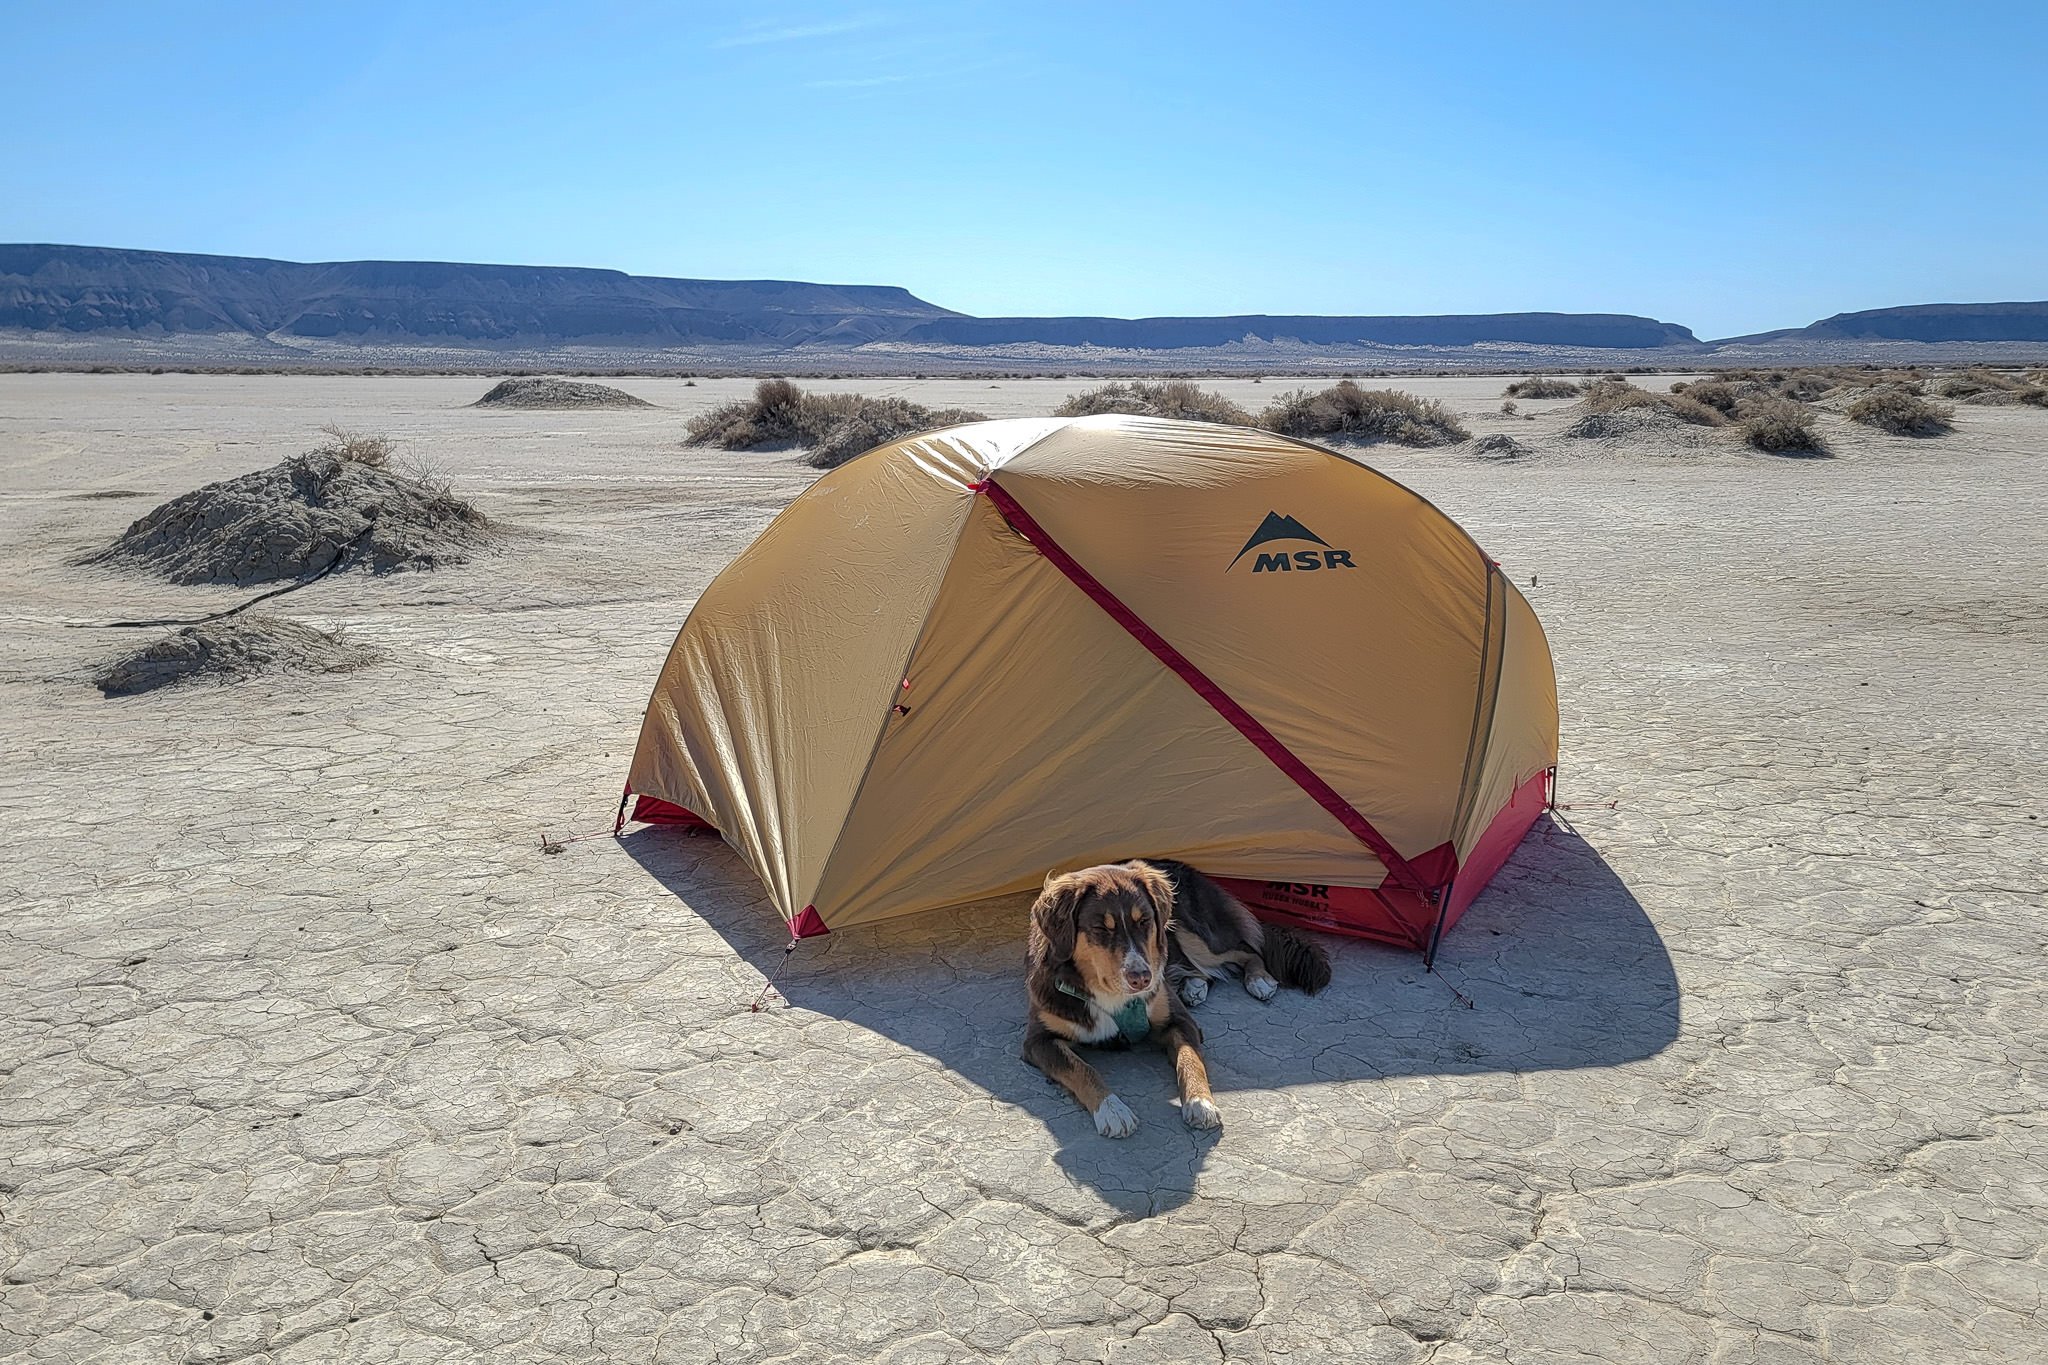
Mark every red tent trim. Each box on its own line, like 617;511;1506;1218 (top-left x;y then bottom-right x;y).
975;476;1432;897
1215;770;1550;947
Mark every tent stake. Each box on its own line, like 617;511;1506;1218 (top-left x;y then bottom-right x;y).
750;936;800;1013
1425;959;1475;1009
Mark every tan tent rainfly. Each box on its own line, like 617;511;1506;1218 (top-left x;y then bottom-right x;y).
625;415;1557;962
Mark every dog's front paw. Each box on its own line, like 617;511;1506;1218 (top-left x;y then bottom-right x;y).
1093;1094;1139;1138
1178;975;1209;1007
1182;1096;1222;1130
1245;971;1279;1001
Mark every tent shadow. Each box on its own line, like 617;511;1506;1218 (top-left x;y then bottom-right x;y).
619;816;1679;1220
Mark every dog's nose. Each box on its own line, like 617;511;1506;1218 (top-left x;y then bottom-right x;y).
1123;968;1153;992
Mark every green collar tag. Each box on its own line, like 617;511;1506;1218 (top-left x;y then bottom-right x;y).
1057;980;1152;1042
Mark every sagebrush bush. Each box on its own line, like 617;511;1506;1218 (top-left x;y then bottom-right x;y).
1932;368;2010;399
312;424;395;468
804;398;989;468
1703;366;1925;402
1670;379;1759;416
1738;399;1827;455
1502;376;1582;399
1773;372;1839;402
684;379;986;468
1581;378;1726;426
1932;367;2048;406
1053;380;1254;425
1256;382;1469;445
1846;388;1954;436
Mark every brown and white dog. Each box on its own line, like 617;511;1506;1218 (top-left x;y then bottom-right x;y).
1022;859;1332;1137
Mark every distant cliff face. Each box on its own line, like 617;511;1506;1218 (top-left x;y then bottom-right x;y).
11;243;2044;365
899;312;1701;350
0;244;958;346
1793;302;2048;344
1714;302;2048;347
0;245;1702;354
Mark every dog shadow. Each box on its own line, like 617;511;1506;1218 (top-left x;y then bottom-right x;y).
619;816;1678;1220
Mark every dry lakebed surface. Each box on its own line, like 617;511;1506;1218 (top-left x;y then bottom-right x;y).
1;373;2043;1363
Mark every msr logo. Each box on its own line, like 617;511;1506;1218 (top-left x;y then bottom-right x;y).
1228;512;1357;573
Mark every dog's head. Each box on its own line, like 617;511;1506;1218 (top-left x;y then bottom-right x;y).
1030;861;1174;998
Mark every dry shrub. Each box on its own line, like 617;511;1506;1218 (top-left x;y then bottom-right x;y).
1257;382;1469;446
1932;368;2011;399
1826;366;1927;395
805;398;989;468
1705;366;1925;402
397;449;457;497
1775;372;1837;402
313;424;394;468
1738;399;1828;455
1054;380;1254;425
1582;378;1726;426
1670;378;1762;416
1933;367;2048;406
684;397;769;448
1847;388;1954;436
684;379;986;468
1502;376;1582;399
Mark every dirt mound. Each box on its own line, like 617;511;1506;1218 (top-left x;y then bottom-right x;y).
1562;406;1713;443
94;616;379;696
1468;434;1533;459
84;450;497;586
473;378;653;409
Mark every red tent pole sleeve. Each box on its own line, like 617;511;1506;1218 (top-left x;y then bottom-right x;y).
973;477;1431;896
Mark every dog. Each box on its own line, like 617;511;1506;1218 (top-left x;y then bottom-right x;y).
1022;859;1332;1137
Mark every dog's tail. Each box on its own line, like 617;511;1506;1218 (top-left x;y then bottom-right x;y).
1261;922;1332;995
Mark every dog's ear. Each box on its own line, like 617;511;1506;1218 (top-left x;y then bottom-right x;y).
1031;871;1083;961
1128;861;1176;952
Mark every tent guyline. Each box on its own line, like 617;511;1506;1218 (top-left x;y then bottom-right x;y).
619;415;1559;955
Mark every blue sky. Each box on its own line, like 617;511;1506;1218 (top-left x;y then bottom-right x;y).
7;1;2044;338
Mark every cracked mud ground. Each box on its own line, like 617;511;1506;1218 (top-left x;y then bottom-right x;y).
2;376;2043;1363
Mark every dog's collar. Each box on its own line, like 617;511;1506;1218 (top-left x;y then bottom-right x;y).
1055;980;1153;1042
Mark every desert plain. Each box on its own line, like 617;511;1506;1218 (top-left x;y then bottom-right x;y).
1;372;2044;1363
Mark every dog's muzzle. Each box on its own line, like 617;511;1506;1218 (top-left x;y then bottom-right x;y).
1121;951;1154;995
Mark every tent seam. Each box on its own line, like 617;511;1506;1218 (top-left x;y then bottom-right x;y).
798;488;986;920
1447;561;1507;859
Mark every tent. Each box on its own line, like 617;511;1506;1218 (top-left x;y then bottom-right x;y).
623;415;1557;963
